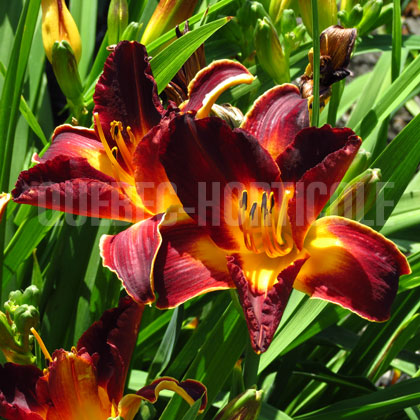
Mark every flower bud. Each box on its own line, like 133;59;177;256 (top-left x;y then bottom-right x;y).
269;0;292;26
254;17;289;84
141;0;199;45
41;0;82;63
281;9;297;34
14;305;40;337
211;104;244;128
0;193;10;223
121;22;143;42
298;0;337;37
215;389;263;420
107;0;129;45
326;168;381;220
357;0;383;35
338;4;363;27
340;147;371;185
237;0;270;28
51;41;84;108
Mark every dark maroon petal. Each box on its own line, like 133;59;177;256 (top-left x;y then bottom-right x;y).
100;214;165;304
296;216;411;321
182;59;254;118
241;84;309;159
227;256;308;354
154;213;233;309
93;41;164;149
158;113;280;250
276;125;361;249
136;377;207;412
0;363;46;420
12;156;146;222
77;296;144;404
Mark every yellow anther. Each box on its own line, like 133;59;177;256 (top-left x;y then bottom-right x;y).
110;120;134;173
94;113;134;185
30;327;53;363
126;126;136;144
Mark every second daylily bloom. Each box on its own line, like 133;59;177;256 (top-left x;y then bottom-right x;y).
0;296;207;419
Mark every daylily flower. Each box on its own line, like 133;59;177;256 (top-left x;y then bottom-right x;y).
12;41;410;354
0;296;207;419
0;193;10;223
101;86;409;354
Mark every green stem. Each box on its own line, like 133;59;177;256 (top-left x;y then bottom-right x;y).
391;0;402;82
327;80;345;126
311;0;320;127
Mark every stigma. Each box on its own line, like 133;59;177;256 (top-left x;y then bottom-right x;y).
238;188;293;257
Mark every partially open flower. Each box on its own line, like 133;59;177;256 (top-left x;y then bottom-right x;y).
41;0;82;64
300;25;357;109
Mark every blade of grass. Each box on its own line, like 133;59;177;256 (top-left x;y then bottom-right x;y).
392;0;402;82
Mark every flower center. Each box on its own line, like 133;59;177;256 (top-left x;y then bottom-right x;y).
238;189;294;258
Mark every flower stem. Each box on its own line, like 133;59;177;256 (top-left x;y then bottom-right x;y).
311;0;320;127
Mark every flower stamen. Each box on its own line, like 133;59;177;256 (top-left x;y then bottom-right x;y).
30;327;53;363
94;113;134;185
110;120;134;173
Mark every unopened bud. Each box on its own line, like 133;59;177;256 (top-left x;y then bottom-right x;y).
52;41;84;107
339;4;363;27
254;17;290;84
237;0;269;28
41;0;81;63
121;21;143;42
281;9;297;34
326;168;381;220
341;147;371;186
269;0;292;26
141;0;199;45
211;104;244;128
108;0;129;45
357;0;383;35
14;305;40;337
298;0;337;37
216;389;263;420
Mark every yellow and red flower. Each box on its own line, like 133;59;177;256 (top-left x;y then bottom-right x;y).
12;41;410;354
0;297;207;419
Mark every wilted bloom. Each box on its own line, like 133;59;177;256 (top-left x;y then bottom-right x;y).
0;297;207;419
141;0;199;45
0;193;10;223
300;25;357;109
41;0;82;63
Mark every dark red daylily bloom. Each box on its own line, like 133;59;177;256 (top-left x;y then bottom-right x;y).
0;297;207;420
12;41;254;222
100;85;410;354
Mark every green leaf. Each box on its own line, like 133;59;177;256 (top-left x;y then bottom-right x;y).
364;111;420;229
294;377;420;419
159;303;248;419
0;61;48;145
147;306;184;382
354;52;420;139
150;17;230;93
180;399;201;420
